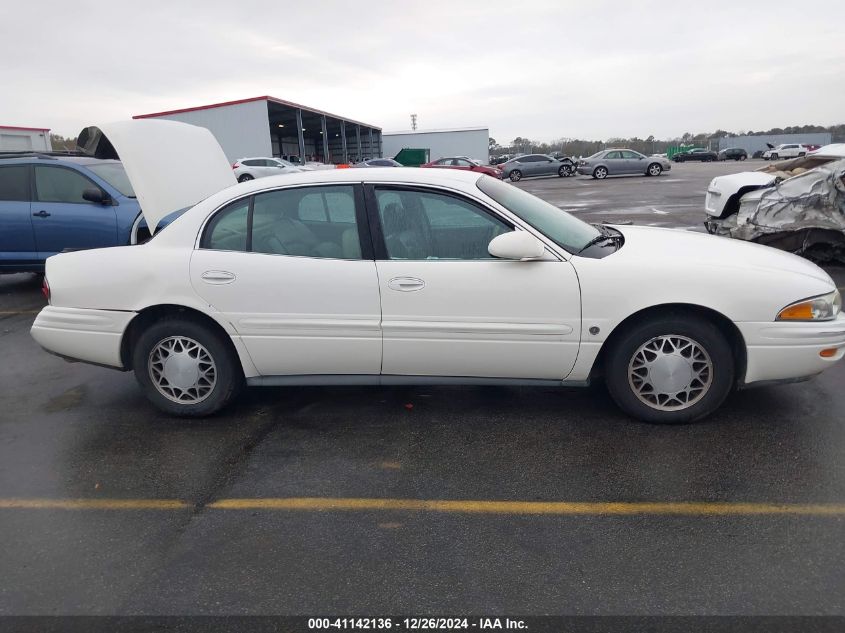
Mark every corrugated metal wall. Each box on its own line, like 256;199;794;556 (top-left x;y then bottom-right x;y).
382;129;489;163
141;100;272;161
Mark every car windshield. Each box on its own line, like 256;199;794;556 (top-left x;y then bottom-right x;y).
86;162;135;197
477;175;601;253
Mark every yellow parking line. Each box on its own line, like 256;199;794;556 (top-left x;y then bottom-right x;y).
0;498;189;510
2;497;845;516
208;497;845;516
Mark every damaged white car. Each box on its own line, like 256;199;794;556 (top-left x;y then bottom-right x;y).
30;120;845;424
705;144;845;262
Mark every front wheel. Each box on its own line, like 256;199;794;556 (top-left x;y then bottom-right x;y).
132;317;243;417
558;164;573;177
509;170;523;182
770;153;778;160
646;163;662;176
593;166;608;179
604;315;734;424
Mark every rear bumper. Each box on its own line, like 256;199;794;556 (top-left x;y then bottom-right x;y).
30;306;135;369
738;315;845;384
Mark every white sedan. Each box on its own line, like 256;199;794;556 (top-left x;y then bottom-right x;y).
31;120;845;424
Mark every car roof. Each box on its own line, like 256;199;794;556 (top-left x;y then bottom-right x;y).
0;154;119;167
229;165;486;192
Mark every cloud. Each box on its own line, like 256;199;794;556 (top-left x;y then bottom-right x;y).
1;0;843;141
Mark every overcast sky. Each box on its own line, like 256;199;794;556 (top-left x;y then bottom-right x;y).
2;1;844;143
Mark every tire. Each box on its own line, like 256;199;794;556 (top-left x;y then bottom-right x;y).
238;174;254;183
558;164;573;177
770;153;778;160
604;314;734;424
646;163;662;177
799;152;806;157
593;166;608;180
509;170;522;182
132;316;243;417
739;155;746;161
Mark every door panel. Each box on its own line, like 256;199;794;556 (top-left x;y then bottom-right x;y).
32;165;117;257
190;251;382;376
191;184;380;376
0;165;37;266
370;184;581;379
377;260;581;379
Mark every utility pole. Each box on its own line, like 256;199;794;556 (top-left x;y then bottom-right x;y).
410;114;417;131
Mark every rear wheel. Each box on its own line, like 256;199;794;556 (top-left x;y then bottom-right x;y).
132;317;243;417
604;314;734;424
646;163;662;176
238;174;254;183
593;166;608;179
509;170;523;182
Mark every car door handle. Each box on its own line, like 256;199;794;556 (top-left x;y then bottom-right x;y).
388;276;425;292
201;270;236;284
33;210;51;218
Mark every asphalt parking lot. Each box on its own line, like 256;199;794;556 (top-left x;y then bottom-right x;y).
2;160;845;616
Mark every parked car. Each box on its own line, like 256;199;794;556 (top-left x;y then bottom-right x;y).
500;154;576;181
704;144;845;261
422;156;502;178
672;148;718;162
353;158;403;168
0;151;187;273
232;157;304;182
31;120;844;424
717;148;748;161
764;144;811;161
576;150;671;179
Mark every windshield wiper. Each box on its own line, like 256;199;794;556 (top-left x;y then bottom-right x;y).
577;225;623;254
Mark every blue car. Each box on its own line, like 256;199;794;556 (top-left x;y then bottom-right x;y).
0;153;174;273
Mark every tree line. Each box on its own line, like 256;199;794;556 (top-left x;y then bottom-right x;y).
490;123;845;158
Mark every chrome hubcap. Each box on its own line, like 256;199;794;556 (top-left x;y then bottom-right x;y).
148;336;217;404
628;335;713;411
650;165;660;175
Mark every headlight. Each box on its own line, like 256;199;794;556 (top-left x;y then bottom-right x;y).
776;290;841;321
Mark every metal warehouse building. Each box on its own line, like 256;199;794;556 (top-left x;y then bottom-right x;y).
134;96;382;164
717;132;832;155
0;125;52;151
382;127;490;164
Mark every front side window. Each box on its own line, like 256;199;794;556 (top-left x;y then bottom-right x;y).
251;185;361;259
375;187;510;260
0;165;30;201
34;166;98;204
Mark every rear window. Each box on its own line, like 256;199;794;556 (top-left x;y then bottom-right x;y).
86;162;135;197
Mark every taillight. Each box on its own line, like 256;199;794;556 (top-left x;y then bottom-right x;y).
42;277;50;304
232;163;239;169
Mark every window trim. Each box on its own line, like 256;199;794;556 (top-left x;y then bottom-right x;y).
33;164;106;206
197;183;373;260
363;183;516;262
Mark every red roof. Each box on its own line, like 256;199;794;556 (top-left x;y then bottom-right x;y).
0;125;50;132
133;95;380;130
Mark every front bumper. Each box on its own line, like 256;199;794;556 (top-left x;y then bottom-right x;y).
738;313;845;384
31;306;135;369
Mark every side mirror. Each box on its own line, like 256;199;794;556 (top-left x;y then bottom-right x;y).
488;231;545;260
82;187;111;205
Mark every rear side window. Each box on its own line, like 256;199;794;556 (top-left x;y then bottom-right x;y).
0;165;29;201
202;199;249;251
34;166;96;203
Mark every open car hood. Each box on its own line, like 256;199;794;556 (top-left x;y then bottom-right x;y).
77;120;236;233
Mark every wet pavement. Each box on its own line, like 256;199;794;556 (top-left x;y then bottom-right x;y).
1;166;845;615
